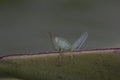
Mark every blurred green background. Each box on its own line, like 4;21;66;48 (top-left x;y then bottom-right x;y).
0;0;120;55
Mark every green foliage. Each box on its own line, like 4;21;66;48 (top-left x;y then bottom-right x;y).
0;78;21;80
60;0;98;10
0;52;120;80
0;0;24;6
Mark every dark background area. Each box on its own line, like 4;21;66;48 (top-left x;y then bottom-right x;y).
0;0;120;55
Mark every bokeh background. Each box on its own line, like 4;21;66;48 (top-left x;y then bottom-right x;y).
0;0;120;55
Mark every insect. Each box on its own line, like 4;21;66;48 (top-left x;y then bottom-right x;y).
49;32;88;51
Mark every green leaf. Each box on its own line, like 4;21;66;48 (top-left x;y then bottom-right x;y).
0;51;120;80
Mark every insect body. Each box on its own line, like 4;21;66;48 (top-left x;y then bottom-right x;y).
49;32;88;51
54;37;72;51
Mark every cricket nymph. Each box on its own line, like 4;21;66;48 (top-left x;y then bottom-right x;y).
49;32;88;52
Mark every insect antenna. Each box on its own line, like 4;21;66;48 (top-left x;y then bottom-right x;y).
48;32;55;50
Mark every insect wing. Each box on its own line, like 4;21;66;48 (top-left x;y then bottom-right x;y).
72;32;88;51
